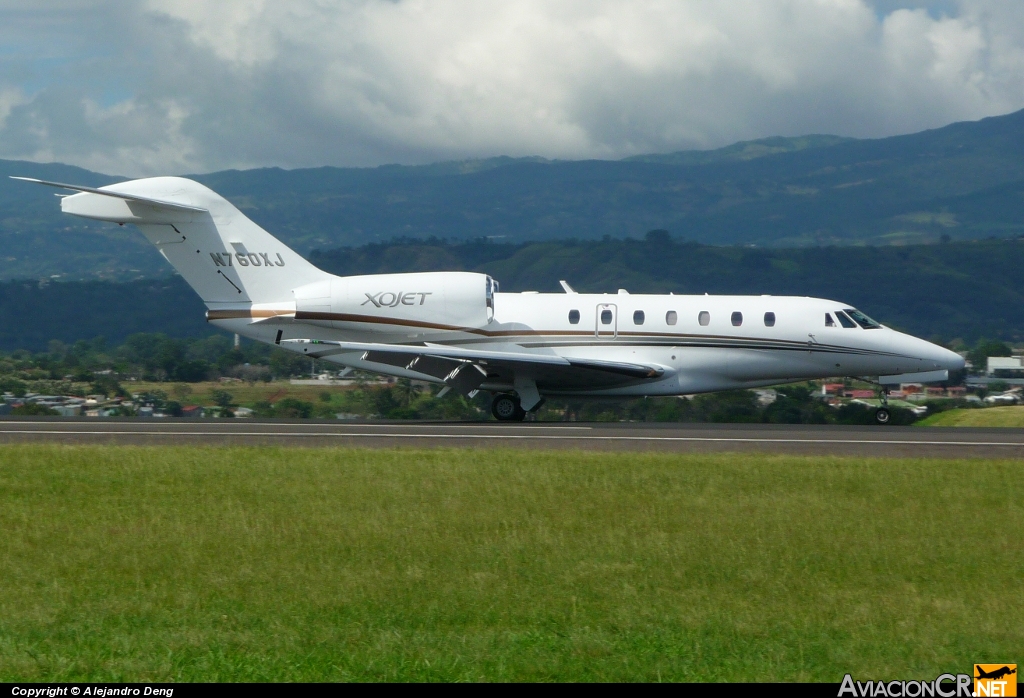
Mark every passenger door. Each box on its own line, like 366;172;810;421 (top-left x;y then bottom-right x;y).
595;303;617;339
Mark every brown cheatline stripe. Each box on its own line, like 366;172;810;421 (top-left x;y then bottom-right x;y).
207;309;903;358
207;309;293;320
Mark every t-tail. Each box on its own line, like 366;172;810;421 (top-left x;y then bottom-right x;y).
10;176;331;308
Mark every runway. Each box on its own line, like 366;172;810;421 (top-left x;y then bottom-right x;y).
2;418;1024;457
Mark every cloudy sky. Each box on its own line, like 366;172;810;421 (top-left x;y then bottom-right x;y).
1;0;1023;176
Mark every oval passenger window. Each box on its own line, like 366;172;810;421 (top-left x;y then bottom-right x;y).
633;310;645;325
666;311;677;326
601;309;613;324
568;309;580;324
731;312;743;327
698;311;710;326
764;312;776;327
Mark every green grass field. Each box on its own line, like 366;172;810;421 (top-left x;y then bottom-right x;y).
0;446;1020;682
917;406;1024;427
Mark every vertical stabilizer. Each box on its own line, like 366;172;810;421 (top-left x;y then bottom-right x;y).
47;176;330;305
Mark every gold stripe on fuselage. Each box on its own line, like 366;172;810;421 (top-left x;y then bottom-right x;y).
206;309;904;358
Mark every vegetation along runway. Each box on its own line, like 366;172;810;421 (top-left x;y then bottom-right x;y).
3;418;1024;457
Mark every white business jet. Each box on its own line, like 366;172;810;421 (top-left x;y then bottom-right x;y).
14;176;964;423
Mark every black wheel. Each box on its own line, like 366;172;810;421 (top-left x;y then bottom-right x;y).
492;394;526;421
874;407;891;425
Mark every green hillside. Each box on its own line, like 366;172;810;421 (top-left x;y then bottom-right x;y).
5;109;1024;280
2;237;1022;350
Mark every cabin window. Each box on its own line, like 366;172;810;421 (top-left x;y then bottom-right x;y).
731;312;743;327
633;310;645;325
845;308;881;329
601;309;613;325
666;311;678;326
825;313;836;327
835;310;857;328
698;311;710;326
764;312;776;327
568;309;580;324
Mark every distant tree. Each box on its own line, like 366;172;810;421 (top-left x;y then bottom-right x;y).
967;339;1012;373
273;398;313;419
645;229;672;245
211;390;235;408
91;374;128;399
12;403;58;416
395;379;423;407
0;377;27;397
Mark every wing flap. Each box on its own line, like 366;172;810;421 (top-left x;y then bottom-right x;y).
283;339;666;394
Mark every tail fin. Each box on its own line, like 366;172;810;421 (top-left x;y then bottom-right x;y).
13;176;330;305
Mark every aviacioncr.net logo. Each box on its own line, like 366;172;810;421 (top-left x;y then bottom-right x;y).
362;292;432;308
839;673;973;697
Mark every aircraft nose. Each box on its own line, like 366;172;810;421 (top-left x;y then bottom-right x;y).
912;335;965;372
944;347;967;372
891;332;965;373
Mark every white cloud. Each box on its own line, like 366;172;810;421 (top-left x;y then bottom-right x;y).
0;87;27;130
1;0;1023;175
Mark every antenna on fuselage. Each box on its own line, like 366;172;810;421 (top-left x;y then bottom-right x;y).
559;280;577;294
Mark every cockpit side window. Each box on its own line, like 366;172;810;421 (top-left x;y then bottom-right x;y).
845;308;881;329
825;313;836;327
835;310;857;329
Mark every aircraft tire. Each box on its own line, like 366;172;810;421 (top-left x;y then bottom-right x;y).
874;407;891;425
492;394;526;422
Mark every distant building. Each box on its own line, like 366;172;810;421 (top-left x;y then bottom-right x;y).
986;356;1024;377
984;393;1019;405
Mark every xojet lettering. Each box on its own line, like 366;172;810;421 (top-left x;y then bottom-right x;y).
361;292;432;308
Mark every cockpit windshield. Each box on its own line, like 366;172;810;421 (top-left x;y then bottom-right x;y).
844;308;882;329
834;310;857;329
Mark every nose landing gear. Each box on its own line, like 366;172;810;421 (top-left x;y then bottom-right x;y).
491;393;526;422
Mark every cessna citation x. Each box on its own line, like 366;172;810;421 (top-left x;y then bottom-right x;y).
14;175;964;424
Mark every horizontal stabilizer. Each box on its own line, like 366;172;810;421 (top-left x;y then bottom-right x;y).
10;176;208;214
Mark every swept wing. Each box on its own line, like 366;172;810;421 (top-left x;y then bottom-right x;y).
284;338;666;394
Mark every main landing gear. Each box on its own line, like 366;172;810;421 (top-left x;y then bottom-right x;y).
875;387;891;425
491;393;527;422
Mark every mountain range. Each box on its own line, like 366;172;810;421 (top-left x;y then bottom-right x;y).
3;109;1024;279
3;237;1022;351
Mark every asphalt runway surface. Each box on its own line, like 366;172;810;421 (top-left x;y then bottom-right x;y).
2;418;1024;457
